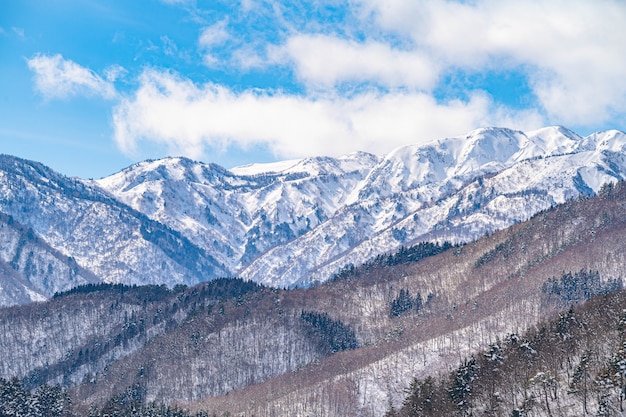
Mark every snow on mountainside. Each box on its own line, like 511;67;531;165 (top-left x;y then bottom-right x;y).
94;126;626;289
96;152;380;274
0;155;227;306
0;126;624;304
229;158;303;176
0;212;98;305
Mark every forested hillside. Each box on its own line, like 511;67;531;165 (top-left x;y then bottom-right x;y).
387;289;626;417
4;285;625;417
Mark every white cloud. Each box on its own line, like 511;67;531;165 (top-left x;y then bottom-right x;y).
239;0;255;13
160;35;178;56
149;0;626;129
198;21;230;67
27;54;117;100
349;0;626;125
231;47;266;70
272;34;439;90
104;65;127;83
198;22;229;47
112;69;543;159
12;27;25;39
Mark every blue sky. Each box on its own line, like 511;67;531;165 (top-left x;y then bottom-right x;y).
2;0;626;179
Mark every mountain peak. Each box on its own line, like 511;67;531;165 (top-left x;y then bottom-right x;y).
230;151;380;178
229;159;303;176
97;156;235;195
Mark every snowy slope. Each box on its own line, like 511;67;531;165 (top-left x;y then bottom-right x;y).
0;212;99;305
0;155;227;305
5;125;626;305
96;152;380;273
94;126;626;288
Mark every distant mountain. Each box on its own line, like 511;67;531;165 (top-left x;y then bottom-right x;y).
1;126;625;306
96;126;626;288
95;152;380;280
0;155;227;304
0;212;98;305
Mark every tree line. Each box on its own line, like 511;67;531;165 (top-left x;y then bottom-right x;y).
0;377;234;417
333;241;454;282
301;310;359;353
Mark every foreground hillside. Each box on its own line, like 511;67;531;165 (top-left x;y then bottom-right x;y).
387;288;626;417
2;180;626;416
4;289;624;417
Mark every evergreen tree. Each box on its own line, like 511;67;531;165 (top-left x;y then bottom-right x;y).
390;289;414;317
414;292;423;313
449;356;479;416
300;311;359;353
0;377;31;416
402;377;438;416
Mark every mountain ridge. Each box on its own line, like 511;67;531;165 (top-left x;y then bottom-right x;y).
0;154;228;304
1;125;626;305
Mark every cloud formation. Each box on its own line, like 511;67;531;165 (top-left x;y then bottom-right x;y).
27;0;626;163
198;21;230;67
350;0;626;124
271;34;438;89
112;69;542;159
27;54;117;100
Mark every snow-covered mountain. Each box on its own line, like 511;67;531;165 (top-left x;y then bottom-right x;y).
94;126;626;288
0;125;624;304
95;152;380;281
0;155;227;304
0;212;98;305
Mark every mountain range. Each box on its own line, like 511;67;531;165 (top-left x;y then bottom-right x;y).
2;168;626;416
2;125;626;416
1;126;626;306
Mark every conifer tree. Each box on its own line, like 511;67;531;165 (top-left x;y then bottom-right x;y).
450;356;479;416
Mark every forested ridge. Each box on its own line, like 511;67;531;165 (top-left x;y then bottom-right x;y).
387;288;626;417
333;241;454;282
4;285;626;417
0;377;217;417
